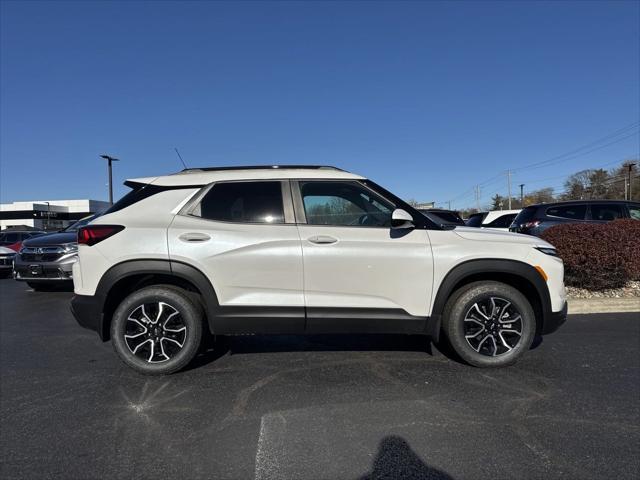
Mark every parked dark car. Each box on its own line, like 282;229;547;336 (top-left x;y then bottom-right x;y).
0;230;45;248
417;208;466;227
13;216;96;291
509;200;640;236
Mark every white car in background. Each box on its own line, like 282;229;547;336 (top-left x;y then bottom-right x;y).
466;209;521;231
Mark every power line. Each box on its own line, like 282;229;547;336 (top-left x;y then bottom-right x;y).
446;122;639;205
511;122;639;172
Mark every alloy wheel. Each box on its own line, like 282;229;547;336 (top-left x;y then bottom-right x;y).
463;296;523;357
124;302;187;363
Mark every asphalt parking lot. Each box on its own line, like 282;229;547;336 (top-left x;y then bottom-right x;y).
0;278;638;479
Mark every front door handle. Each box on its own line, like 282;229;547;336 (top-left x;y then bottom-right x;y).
308;235;338;245
179;232;211;243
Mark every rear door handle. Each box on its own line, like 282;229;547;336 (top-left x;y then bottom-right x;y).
179;232;211;243
308;235;338;245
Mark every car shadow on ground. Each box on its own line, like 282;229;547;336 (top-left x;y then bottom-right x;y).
359;435;455;480
187;331;544;371
186;333;446;371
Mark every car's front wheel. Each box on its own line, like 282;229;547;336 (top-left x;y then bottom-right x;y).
442;281;536;367
111;286;203;375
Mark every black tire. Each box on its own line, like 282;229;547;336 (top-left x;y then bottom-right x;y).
111;286;203;375
442;281;536;368
27;281;57;292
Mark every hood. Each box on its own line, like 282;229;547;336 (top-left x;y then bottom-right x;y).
0;246;16;255
22;231;77;247
453;226;552;247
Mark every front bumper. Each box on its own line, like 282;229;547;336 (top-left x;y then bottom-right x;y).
0;254;15;270
70;294;107;340
13;253;76;281
542;301;568;335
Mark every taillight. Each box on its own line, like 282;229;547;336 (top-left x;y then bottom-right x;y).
77;225;124;246
523;220;541;229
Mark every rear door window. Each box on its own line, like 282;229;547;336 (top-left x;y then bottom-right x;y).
590;204;624;221
194;181;285;224
546;205;587;220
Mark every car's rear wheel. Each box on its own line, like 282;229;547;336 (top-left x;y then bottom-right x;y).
111;286;203;375
442;281;536;367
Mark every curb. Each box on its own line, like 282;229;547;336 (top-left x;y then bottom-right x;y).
567;297;640;314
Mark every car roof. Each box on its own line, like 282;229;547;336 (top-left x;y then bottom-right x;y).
527;199;640;208
127;165;364;187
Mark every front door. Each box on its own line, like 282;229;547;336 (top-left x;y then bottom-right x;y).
293;180;433;333
168;180;305;333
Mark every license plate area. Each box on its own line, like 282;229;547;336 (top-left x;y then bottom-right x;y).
29;265;44;276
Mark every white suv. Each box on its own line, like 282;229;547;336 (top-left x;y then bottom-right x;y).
71;166;567;375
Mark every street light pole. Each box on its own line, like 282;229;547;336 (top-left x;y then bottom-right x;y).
628;163;637;201
100;155;120;205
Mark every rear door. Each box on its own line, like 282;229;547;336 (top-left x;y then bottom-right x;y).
168;180;305;333
293;180;433;333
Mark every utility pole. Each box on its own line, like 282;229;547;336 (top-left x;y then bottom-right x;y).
474;185;481;211
628;163;637;201
447;200;451;210
100;155;120;205
519;184;525;207
507;170;512;209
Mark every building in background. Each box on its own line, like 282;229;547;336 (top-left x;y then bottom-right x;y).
0;199;110;231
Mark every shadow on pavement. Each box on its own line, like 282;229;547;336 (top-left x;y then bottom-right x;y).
360;436;454;480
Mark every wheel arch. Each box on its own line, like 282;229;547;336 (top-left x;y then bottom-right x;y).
430;259;552;338
96;259;220;340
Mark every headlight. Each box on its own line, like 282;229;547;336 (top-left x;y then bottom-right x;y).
63;243;78;253
535;246;558;257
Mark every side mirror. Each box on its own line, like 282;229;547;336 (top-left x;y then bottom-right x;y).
391;209;414;229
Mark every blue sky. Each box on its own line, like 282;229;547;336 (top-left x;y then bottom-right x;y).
1;1;638;209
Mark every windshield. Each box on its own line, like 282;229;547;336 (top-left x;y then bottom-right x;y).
465;213;487;227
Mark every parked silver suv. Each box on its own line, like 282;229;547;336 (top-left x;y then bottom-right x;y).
13;216;95;291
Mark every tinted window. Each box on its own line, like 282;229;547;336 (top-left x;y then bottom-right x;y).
300;181;392;227
465;213;487;227
546;205;586;220
629;205;640;221
590;204;624;221
106;183;197;215
196;181;284;223
485;213;518;228
2;233;19;243
512;206;537;226
429;212;465;225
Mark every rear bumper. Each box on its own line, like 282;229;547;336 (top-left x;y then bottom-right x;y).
70;294;106;340
542;301;567;335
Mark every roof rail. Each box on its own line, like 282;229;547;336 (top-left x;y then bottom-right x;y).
178;165;345;173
